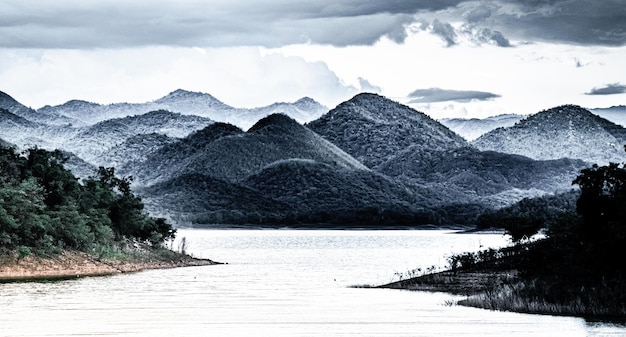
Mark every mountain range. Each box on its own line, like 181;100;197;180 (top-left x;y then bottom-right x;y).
1;89;621;228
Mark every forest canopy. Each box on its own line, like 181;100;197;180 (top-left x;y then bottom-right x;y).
0;146;176;256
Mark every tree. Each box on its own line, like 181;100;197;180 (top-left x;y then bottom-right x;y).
572;162;626;243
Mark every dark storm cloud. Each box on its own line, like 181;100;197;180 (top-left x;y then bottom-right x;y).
491;0;626;46
431;20;458;47
2;0;624;49
585;83;626;96
408;88;501;103
0;0;466;49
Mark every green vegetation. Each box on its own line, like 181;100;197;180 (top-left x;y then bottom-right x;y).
452;155;626;319
0;146;176;257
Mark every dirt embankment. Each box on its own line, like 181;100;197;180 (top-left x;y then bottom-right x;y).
0;250;219;282
378;269;518;295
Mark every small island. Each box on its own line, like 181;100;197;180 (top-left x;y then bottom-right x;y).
379;156;626;321
0;146;218;282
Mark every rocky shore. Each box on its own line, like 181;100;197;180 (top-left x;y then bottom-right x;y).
0;249;220;282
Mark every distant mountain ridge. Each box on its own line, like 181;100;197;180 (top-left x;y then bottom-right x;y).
32;89;327;129
439;114;525;141
473;105;626;165
590;105;626;127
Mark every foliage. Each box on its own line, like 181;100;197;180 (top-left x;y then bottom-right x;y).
0;145;176;255
475;190;579;242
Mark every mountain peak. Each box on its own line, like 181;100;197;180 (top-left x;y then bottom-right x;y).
156;89;215;101
0;90;38;120
473;104;626;164
308;93;467;168
248;113;303;134
293;97;326;110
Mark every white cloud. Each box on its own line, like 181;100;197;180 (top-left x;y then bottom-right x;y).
0;47;358;109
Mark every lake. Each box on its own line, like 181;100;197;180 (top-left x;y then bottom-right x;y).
1;229;624;336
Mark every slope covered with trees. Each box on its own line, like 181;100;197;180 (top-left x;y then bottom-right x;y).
0;146;176;257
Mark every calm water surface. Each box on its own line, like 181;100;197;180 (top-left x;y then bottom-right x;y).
1;229;625;336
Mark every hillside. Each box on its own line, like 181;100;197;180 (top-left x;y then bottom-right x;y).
243;159;435;226
139;173;293;225
130;114;366;186
98;133;178;175
0;108;79;151
308;93;467;168
64;110;214;165
377;146;588;209
473;105;626;164
140;160;438;227
439;114;525;141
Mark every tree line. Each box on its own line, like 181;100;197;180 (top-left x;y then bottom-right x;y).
0;146;176;257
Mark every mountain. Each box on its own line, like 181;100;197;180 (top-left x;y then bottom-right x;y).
38;100;105;126
232;97;328;130
472;105;626;165
0;90;75;125
140;159;437;227
308;93;467;168
139;173;294;226
439;114;525;141
0;107;80;151
65;110;214;165
377;146;588;208
0;91;37;121
97;133;178;175
34;89;327;129
130;113;366;186
590;105;626;127
37;89;234;126
243;159;433;225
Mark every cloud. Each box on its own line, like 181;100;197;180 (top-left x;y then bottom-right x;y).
357;78;382;93
0;0;467;49
2;1;623;49
0;47;360;109
431;19;458;47
407;88;500;103
477;0;626;46
585;83;626;95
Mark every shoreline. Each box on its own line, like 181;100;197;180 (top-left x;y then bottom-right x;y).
377;269;626;322
0;249;220;283
377;269;518;295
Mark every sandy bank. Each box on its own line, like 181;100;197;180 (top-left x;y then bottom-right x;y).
0;250;219;282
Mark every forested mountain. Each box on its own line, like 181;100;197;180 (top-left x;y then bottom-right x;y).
97;133;178;176
63;110;214;165
473;105;626;164
129;113;366;186
2;89;620;228
439;114;525;141
308;93;466;168
377;146;588;208
141;160;437;226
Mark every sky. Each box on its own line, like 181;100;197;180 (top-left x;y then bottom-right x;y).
1;0;625;119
